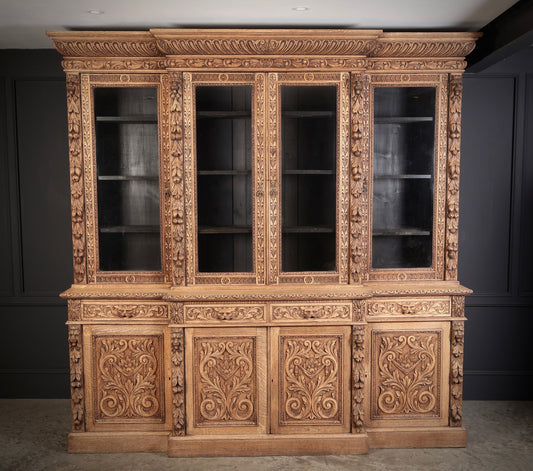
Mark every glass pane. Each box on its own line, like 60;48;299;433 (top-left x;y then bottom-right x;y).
196;85;253;273
372;86;435;269
281;85;337;272
94;87;161;272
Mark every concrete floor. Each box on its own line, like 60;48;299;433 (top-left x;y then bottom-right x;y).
0;400;531;471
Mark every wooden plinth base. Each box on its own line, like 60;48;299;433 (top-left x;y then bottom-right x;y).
168;434;369;457
68;431;169;453
368;427;467;449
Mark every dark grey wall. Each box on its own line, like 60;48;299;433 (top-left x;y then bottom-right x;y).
0;48;531;399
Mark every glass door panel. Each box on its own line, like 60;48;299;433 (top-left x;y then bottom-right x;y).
281;85;337;272
195;85;253;273
93;87;161;271
372;86;435;269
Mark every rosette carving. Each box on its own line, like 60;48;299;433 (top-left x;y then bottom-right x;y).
95;336;163;420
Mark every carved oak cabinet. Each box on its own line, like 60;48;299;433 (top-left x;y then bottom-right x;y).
48;29;478;456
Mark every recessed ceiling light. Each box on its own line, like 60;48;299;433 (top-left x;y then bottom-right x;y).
292;6;310;12
87;9;104;15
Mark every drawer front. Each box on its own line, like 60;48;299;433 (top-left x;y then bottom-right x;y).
184;304;266;324
81;301;169;321
270;302;352;323
367;297;451;319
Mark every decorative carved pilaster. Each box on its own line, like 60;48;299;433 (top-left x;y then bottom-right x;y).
445;74;463;280
169;72;186;286
450;319;465;426
171;328;185;435
352;325;366;432
349;73;370;283
68;325;84;432
268;73;280;283
255;73;266;284
66;73;86;284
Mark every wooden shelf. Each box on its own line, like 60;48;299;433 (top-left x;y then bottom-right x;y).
198;226;252;234
373;228;431;236
283;170;335;175
197;111;251;118
98;175;159;181
283;226;335;234
283;111;335;118
197;170;251;176
95;116;157;124
374;116;434;124
100;225;160;234
374;174;431;180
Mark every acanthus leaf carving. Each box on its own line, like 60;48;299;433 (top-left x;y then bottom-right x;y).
83;303;168;319
368;299;450;317
186;305;265;322
272;304;350;321
68;325;85;432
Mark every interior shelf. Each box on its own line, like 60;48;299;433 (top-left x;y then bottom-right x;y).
374;116;434;124
98;175;159;181
100;225;160;234
374;174;431;180
197;170;251;176
196;111;251;118
95;116;158;123
283;111;335;118
198;226;252;234
373;228;431;236
283;226;335;234
283;169;335;175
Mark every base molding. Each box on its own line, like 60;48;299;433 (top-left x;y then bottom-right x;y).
368;427;467;449
168;433;369;457
68;431;169;453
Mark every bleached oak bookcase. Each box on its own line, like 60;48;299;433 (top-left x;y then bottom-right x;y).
47;29;478;456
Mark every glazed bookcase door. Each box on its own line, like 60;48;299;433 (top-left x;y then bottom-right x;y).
369;74;448;281
267;72;350;285
183;73;267;285
81;73;171;283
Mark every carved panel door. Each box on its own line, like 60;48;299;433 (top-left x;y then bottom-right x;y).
367;321;450;428
82;325;172;431
185;327;267;435
270;326;351;434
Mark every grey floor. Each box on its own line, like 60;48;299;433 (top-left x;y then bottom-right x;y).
0;400;531;471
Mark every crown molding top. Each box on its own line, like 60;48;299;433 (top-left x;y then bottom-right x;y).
47;29;480;59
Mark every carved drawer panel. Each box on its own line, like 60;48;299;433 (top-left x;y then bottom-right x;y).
367;297;451;319
83;325;172;431
270;302;352;323
185;327;267;435
368;322;450;428
271;326;351;434
184;304;266;324
81;301;169;321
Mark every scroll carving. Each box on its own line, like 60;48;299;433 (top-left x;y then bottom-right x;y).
169;72;186;286
95;336;163;420
350;74;369;283
186;305;265;322
374;332;440;417
280;336;343;424
272;304;350;321
450;321;464;426
194;337;257;425
171;328;185;435
352;326;366;432
83;303;168;319
66;73;86;284
446;74;463;280
68;325;84;431
368;299;450;316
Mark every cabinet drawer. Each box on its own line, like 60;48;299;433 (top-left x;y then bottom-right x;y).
184;304;266;324
81;301;169;321
270;302;352;323
367;297;451;319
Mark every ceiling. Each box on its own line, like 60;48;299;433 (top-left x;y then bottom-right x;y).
0;0;519;49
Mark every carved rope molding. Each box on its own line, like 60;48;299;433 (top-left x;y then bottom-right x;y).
169;72;186;286
350;73;370;283
68;325;85;432
171;328;185;435
352;325;366;432
446;74;463;280
66;73;86;284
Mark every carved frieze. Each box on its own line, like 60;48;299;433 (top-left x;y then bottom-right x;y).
373;331;440;418
68;325;85;432
272;303;350;321
279;335;343;424
83;303;168;320
185;305;265;322
194;336;257;425
94;336;164;421
368;298;450;317
171;328;185;435
166;57;366;70
62;58;165;72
